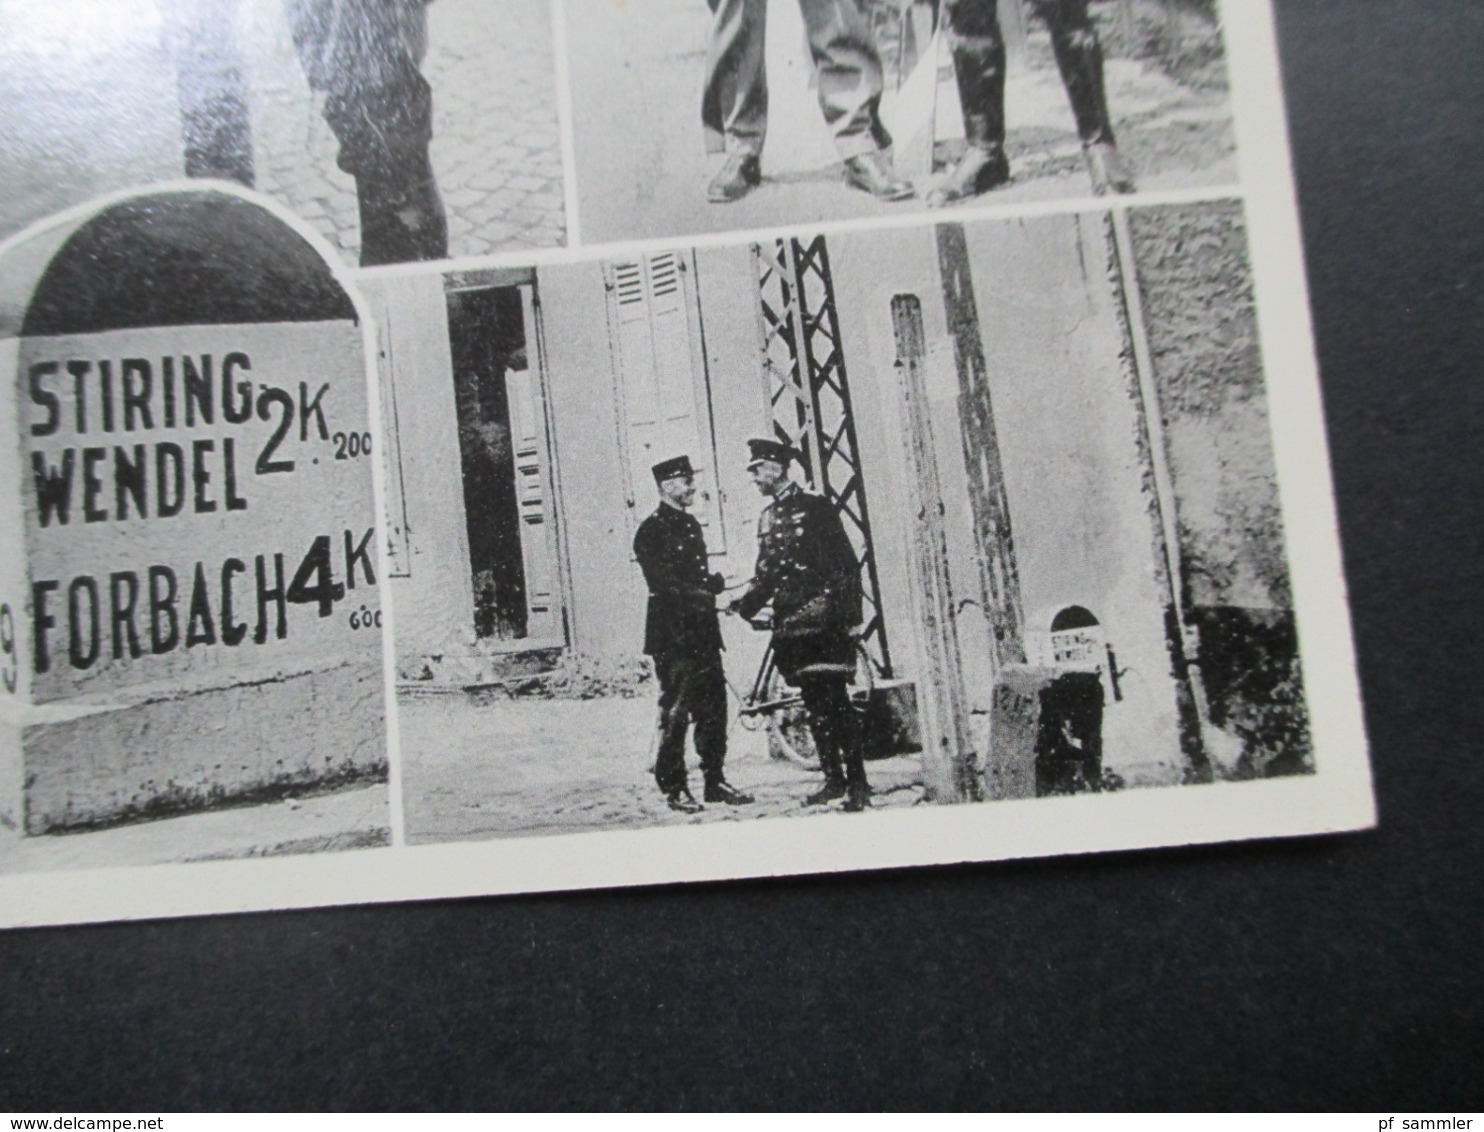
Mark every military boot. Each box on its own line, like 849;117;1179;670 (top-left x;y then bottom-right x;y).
929;38;1011;207
1045;17;1134;195
804;734;848;806
356;161;449;266
926;143;1010;207
842;152;916;202
1082;140;1135;196
840;716;871;813
804;778;848;807
704;776;755;805
707;152;762;204
666;787;704;815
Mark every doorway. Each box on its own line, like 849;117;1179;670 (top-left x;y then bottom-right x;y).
446;284;561;647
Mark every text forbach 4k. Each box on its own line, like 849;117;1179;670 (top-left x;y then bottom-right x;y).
23;527;378;675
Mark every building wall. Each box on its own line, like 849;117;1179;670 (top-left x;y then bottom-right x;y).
962;212;1185;782
360;272;474;668
372;255;772;680
533;258;639;664
692;244;775;580
537;247;794;679
1128;203;1286;611
826;224;977;796
1127;202;1310;777
373;216;1198;789
827;215;1188;786
690;244;782;678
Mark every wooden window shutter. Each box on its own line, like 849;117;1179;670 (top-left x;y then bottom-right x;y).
607;252;724;551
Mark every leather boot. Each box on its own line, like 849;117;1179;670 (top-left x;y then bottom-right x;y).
704;777;755;805
356;161;448;267
842;152;915;202
804;779;848;807
1047;18;1116;151
666;787;704;814
930;36;1011;206
839;714;871;812
707;152;762;203
1048;16;1136;196
926;143;1010;207
1082;140;1135;195
805;729;847;806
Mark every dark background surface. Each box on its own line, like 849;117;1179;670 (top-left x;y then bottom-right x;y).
2;0;1480;1111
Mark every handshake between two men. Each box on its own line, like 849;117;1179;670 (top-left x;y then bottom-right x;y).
632;440;872;816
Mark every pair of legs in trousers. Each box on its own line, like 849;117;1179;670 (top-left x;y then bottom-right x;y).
287;0;449;265
652;651;752;809
702;0;914;201
159;0;253;186
929;0;1135;203
163;0;448;266
796;672;870;811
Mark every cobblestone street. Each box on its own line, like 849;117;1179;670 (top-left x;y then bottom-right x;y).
245;0;567;264
0;0;565;264
397;691;927;845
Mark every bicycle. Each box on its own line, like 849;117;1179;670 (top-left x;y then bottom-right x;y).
728;611;877;770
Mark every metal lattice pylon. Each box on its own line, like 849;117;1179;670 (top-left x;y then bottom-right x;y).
754;235;892;678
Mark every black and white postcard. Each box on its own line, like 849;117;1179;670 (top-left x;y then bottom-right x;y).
0;0;1373;928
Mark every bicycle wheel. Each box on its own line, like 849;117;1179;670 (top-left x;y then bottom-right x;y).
763;643;876;769
762;663;817;769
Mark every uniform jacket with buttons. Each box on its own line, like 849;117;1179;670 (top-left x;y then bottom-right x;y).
735;482;862;636
633;503;726;658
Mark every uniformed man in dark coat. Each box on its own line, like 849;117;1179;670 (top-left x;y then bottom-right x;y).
730;439;871;811
633;455;755;813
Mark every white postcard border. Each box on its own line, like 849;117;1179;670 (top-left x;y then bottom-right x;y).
0;0;1376;929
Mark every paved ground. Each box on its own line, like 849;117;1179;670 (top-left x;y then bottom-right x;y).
563;0;1238;245
247;0;567;263
0;0;565;263
0;783;390;875
397;690;928;844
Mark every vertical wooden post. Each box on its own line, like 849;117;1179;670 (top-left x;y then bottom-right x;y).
935;223;1026;669
890;295;977;801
